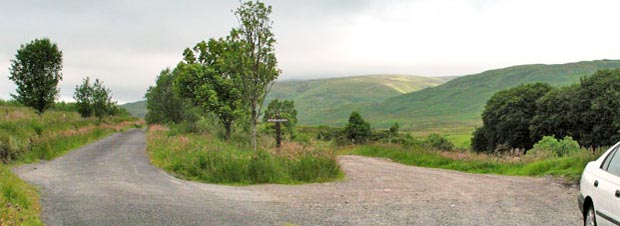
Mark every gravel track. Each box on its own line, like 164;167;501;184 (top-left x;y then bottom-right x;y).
14;129;581;225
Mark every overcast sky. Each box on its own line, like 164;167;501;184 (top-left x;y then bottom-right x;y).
1;0;619;103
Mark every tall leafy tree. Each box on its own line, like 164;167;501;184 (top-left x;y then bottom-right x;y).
263;99;297;138
230;1;281;150
8;38;63;114
145;68;184;124
74;77;94;117
574;69;620;148
474;83;552;152
175;39;243;140
345;111;372;144
530;85;580;142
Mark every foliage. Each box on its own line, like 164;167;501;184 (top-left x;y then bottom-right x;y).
147;127;342;184
475;69;620;152
74;77;94;117
73;77;118;119
344;111;372;144
389;122;399;134
574;69;620;148
145;69;184;124
529;136;582;158
263;99;297;138
174;39;244;139
8;38;63;115
230;0;281;150
530;85;580;141
472;83;552;153
424;134;454;151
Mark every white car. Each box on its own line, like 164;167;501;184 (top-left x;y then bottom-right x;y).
579;142;620;226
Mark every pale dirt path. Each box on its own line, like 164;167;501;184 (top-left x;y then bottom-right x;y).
14;129;581;226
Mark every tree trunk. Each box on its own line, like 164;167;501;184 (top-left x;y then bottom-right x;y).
224;121;232;141
251;100;258;151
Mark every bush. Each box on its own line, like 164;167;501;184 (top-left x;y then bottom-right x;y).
529;136;582;158
424;134;454;151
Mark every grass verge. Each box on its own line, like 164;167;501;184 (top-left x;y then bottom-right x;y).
0;106;142;225
147;125;343;185
349;144;599;182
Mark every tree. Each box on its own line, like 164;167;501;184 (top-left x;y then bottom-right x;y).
263;99;297;139
175;39;244;140
145;68;184;124
530;85;580;142
8;38;63;115
344;111;372;144
91;79;114;119
230;1;281;150
574;69;620;148
74;77;94;117
473;83;552;153
389;122;400;134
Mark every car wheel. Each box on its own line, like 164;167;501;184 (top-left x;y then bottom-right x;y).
584;205;597;226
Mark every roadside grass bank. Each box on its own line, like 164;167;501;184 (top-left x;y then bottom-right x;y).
0;105;142;226
147;125;343;185
346;144;599;182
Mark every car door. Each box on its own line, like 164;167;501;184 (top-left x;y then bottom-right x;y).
597;147;620;226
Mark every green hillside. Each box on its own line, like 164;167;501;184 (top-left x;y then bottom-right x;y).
365;59;620;130
121;100;147;118
265;74;451;125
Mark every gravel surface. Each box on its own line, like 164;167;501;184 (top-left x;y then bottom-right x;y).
14;129;582;226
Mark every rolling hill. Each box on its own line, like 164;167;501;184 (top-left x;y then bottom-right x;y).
362;59;620;130
122;74;451;120
265;74;451;125
120;100;147;118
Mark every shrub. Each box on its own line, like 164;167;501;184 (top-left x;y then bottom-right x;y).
529;136;582;158
424;134;454;151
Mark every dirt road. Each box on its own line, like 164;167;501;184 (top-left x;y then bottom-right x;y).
14;129;581;225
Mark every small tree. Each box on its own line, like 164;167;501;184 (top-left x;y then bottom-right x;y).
175;39;244;140
9;38;63;115
344;111;371;144
263;99;297;139
230;1;281;150
92;79;114;119
389;122;400;134
74;77;94;117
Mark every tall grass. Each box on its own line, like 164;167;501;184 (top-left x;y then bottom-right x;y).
351;144;599;182
147;125;342;185
0;105;142;225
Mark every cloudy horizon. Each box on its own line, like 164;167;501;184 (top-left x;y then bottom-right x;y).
2;0;620;104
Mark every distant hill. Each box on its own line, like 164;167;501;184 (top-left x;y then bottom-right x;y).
120;100;146;118
265;74;452;125
363;59;620;130
122;74;451;120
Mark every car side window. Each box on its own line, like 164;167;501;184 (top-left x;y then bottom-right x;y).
606;148;620;177
601;146;619;170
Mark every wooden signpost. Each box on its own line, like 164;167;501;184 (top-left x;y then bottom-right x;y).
267;117;288;149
